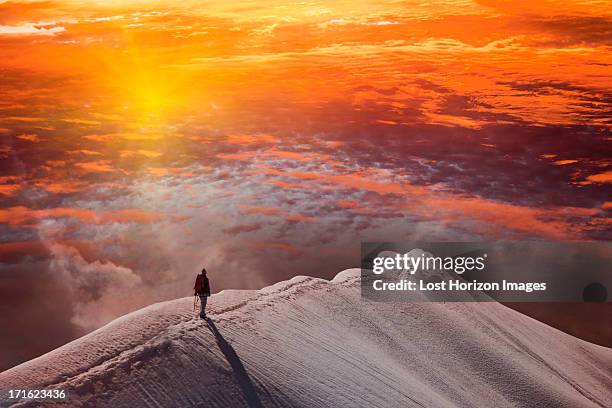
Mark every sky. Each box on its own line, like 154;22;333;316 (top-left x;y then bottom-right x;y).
0;0;610;370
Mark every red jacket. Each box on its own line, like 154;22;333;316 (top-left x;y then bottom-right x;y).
194;274;210;296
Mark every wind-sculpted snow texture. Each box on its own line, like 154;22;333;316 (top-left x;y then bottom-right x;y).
1;269;611;408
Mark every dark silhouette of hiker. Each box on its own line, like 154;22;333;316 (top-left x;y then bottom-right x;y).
194;268;211;318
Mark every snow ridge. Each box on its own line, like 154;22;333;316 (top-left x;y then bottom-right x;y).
1;269;610;408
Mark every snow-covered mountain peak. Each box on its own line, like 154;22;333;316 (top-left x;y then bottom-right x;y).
1;268;610;408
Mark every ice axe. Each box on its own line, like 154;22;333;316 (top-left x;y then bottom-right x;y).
193;295;199;312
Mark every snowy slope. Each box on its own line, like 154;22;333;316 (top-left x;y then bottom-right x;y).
1;269;611;408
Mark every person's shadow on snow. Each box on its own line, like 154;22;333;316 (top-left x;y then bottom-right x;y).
206;318;264;408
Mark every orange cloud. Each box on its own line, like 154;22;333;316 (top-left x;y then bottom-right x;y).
259;166;601;238
2;116;44;122
553;159;578;165
242;206;315;223
148;167;170;176
0;175;21;196
147;166;194;177
67;150;102;156
286;214;316;223
217;152;257;161
337;200;359;209
99;209;164;224
61;118;100;125
0;206;96;227
583;171;612;184
0;206;166;227
253;242;301;254
226;134;276;144
120;150;162;159
223;223;263;235
244;206;285;216
17;133;40;142
35;181;83;194
424;112;483;129
83;134;114;142
423;195;594;239
75;160;115;173
0;184;20;196
266;180;302;189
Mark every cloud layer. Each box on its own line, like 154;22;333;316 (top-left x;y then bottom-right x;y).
0;0;610;370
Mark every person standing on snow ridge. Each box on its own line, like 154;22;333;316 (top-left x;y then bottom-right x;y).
194;268;211;318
